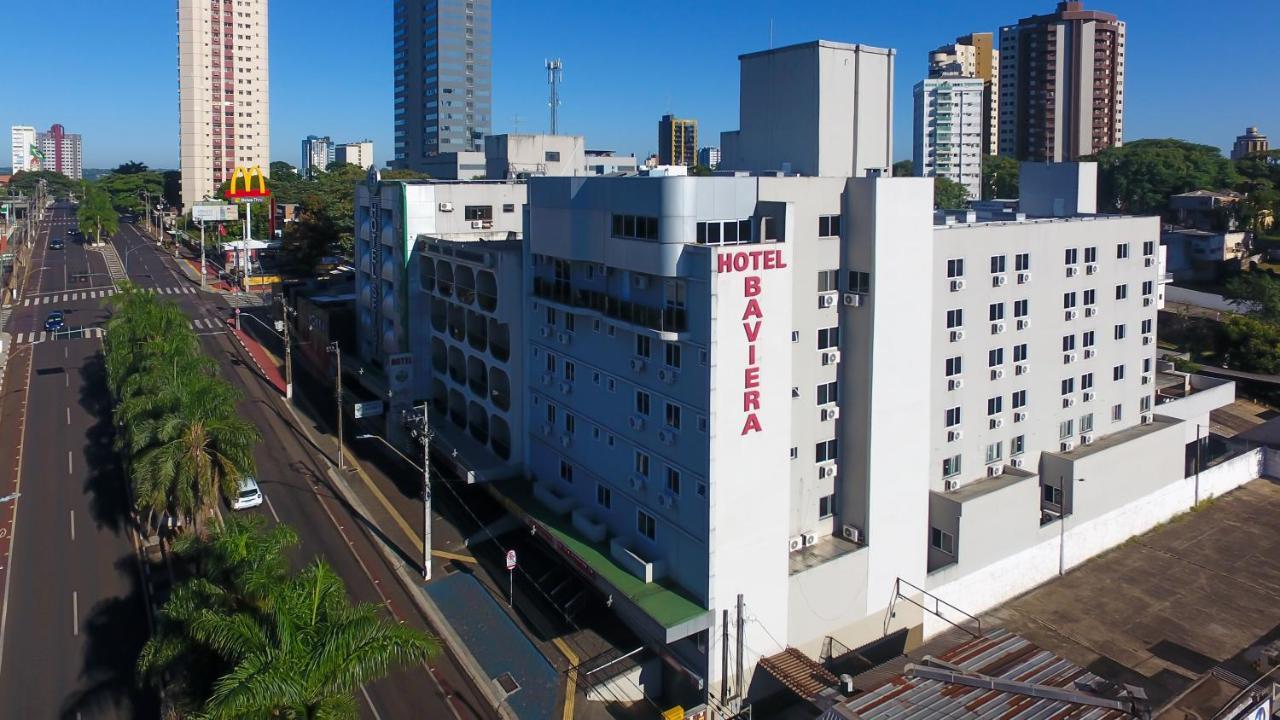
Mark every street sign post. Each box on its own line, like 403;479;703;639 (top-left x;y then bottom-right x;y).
505;549;517;606
352;400;385;419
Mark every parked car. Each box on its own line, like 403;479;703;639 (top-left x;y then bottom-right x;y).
231;476;264;510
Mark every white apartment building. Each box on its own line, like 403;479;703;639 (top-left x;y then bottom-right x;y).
10;126;37;173
584;150;638;175
336;140;375;170
179;0;270;210
301;135;334;177
913;78;984;200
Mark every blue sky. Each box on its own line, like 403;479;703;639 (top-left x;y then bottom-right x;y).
3;0;1276;169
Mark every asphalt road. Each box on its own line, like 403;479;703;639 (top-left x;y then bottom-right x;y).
0;206;495;719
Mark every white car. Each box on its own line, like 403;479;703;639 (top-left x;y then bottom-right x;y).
232;476;264;510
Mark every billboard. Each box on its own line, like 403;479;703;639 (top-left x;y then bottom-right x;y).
192;203;239;222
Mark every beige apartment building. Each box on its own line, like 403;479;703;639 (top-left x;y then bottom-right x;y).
178;0;271;211
929;32;999;157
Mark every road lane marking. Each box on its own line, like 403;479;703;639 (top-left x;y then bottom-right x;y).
72;591;78;636
66;407;70;425
263;493;281;523
70;510;75;541
67;451;73;475
360;687;384;720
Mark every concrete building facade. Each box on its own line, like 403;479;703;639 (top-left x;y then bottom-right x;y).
336;140;375;169
178;0;270;211
657;115;698;167
1231;127;1269;160
36;125;83;180
393;0;492;169
484;134;586;179
301;135;335;177
584;150;638;175
913;78;985;200
998;1;1125;162
720;41;894;178
929;33;999;156
697;146;721;170
10;126;38;174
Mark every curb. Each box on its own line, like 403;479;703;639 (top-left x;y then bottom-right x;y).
224;321;286;395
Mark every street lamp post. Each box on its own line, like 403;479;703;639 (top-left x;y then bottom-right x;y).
280;297;294;400
355;412;432;582
327;342;344;469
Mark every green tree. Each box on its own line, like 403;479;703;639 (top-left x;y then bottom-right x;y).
1223;272;1280;326
77;186;119;244
1219;314;1280;374
97;170;165;214
892;159;913;177
1093;139;1241;215
114;161;150;175
6;170;77;199
933;176;970;209
380;168;430;181
981;154;1019;200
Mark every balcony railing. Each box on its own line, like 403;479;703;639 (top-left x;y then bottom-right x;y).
532;277;688;334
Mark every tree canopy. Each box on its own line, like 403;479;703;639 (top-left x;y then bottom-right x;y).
981;154;1019;200
892;160;913;178
933;176;970;209
1092;139;1241;215
6;170;79;199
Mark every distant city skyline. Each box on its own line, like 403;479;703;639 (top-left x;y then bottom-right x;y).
1;1;1277;168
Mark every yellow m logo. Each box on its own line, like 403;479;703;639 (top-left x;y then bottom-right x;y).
227;165;269;197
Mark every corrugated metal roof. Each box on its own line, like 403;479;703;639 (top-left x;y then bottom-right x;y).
820;629;1134;720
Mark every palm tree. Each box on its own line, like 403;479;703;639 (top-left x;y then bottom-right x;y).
127;373;260;534
77;186;119;245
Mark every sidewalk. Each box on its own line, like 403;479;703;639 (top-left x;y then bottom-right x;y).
225;319;287;395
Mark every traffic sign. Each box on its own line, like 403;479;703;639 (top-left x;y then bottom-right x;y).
505;549;517;607
505;549;517;570
353;400;384;419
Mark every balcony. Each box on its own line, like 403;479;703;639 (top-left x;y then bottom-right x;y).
532;277;688;337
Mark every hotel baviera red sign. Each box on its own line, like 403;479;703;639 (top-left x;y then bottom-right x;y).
716;249;788;436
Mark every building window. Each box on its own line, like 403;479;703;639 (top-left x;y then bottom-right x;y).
1059;419;1074;439
985;442;1003;464
1142;280;1154;296
817;326;840;349
612;214;660;240
1013;299;1029;317
596;484;612;509
636;335;651;358
989;303;1005;321
818;215;841;238
637;510;656;541
665;467;681;494
1114;324;1126;340
664;342;681;368
563;360;575;382
1112;404;1123;422
564;412;576;434
1043;483;1063;506
1083;288;1096;306
1081;413;1094;433
1084;247;1097;264
1117;243;1130;259
930;527;955;555
817;270;839;292
1012;389;1027;408
1143;240;1155;256
1083;330;1095;347
1113;364;1125;381
1013;343;1028;362
634;450;650;477
1062;334;1076;352
559;460;573;483
815;438;838;462
464;205;493;221
1115;284;1128;300
946;309;964;329
847;271;871;294
945;356;963;377
1063;291;1077;309
1141;395;1152;412
817;381;839;405
942;455;962;478
1065;248;1078;265
1062;378;1075;395
989;348;1004;367
1015;253;1030;271
502;203;515;213
946;258;965;278
990;255;1006;274
1082;372;1094;390
545;151;560;162
818;493;836;519
987;396;1003;416
1012;435;1025;455
635;390;651;415
945;406;961;427
665;402;682;429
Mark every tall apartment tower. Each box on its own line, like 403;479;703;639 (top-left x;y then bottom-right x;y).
10;126;38;173
393;0;493;170
1232;127;1269;160
301;135;335;177
998;1;1125;162
37;124;83;180
913;78;985;200
336;140;375;169
178;0;270;211
657;115;698;167
929;33;999;156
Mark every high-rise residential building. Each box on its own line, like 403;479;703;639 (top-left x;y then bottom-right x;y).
929;32;999;156
720;40;895;178
657;114;698;167
697;146;721;169
301;135;335;177
336;140;375;170
1232;127;1269;160
10;126;38;173
998;1;1125;162
36;124;83;180
393;0;493;171
178;0;270;211
914;78;984;200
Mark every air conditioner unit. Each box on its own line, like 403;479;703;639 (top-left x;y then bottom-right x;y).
990;418;1004;429
992;275;1008;287
803;533;818;547
559;382;572;395
1010;458;1024;469
841;524;864;544
629;474;646;491
1081;434;1093;445
1017;319;1030;331
819;293;836;308
818;462;838;480
470;220;486;229
822;350;842;365
657;368;677;384
821;407;840;422
657;430;675;446
541;423;553;436
788;536;805;553
950;279;966;292
1086;263;1098;275
1144;257;1155;267
630;358;646;372
944;479;958;491
991;368;1006;380
987;465;1002;477
1142;335;1153;345
842;293;863;307
560;434;573;448
1084;348;1096;359
950;330;966;342
947;429;963;442
948;377;964;391
1063;397;1076;408
629;415;645;431
1141;374;1152;385
1017;272;1031;284
659;492;676;510
1141;413;1152;424
1065;309;1078;321
558;331;572;345
1060;441;1074;452
1066;266;1079;277
1064;352;1078;363
541;372;554;386
991;321;1006;334
438;202;454;212
1015;363;1029;376
538;326;551;338
1083;391;1095;402
1085;306;1097;317
1013;411;1026;422
1143;297;1153;307
634;275;650;290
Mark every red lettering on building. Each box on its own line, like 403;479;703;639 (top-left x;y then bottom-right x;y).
715;249;789;275
744;391;760;412
744;275;761;296
741;415;763;435
716;248;787;437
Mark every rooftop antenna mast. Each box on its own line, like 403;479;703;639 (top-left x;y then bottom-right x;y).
546;58;563;135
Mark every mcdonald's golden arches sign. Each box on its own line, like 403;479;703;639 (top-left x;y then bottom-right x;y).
225;165;271;200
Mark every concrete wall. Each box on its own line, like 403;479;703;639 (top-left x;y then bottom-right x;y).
485;134;586;179
786;548;870;655
1019;162;1097;216
1156;374;1236;447
1164;285;1242;313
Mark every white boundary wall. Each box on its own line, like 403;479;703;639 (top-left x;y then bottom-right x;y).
922;449;1263;637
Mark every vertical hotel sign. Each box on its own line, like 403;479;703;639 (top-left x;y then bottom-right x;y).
715;248;788;435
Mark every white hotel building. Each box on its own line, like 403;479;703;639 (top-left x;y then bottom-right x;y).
351;39;1243;714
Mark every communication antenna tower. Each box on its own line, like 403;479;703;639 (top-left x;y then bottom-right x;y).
546;58;564;134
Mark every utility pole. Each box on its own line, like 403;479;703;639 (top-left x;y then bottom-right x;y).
546;58;563;135
281;297;294;400
328;342;344;469
421;405;432;581
1194;424;1202;507
199;220;207;289
735;593;745;712
720;609;731;706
